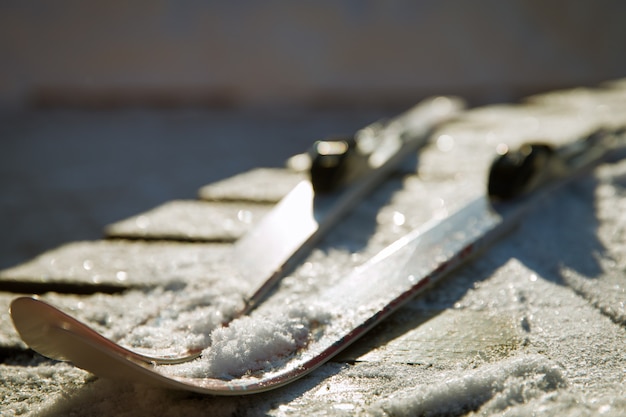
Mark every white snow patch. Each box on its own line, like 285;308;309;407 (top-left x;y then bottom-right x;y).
163;303;331;379
481;390;626;417
113;283;247;354
371;355;566;417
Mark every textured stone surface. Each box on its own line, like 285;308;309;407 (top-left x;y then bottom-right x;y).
0;360;93;417
105;200;271;241
0;240;231;291
0;294;26;350
198;168;305;203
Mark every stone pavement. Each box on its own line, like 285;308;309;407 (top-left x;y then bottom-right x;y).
1;80;626;416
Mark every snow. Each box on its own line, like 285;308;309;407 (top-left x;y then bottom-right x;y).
186;304;330;378
43;280;249;356
371;355;566;416
118;284;247;352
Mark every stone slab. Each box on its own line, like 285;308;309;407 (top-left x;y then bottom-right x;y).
0;294;26;350
198;168;305;203
0;360;93;417
105;200;271;242
341;308;521;366
0;240;231;291
557;159;626;325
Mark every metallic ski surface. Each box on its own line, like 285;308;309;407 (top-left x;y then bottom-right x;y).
234;96;464;309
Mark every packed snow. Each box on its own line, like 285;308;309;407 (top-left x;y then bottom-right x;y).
158;303;332;379
370;355;566;416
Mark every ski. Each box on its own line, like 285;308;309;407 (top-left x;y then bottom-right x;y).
233;96;464;312
11;127;624;394
9;96;464;366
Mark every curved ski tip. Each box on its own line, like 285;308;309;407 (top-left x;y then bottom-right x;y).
10;296;44;326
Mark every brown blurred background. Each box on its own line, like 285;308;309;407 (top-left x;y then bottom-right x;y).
2;1;625;109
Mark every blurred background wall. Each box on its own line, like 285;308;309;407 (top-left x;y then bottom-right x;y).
2;0;625;109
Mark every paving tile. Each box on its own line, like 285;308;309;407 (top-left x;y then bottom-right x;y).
340;308;521;366
0;294;26;350
198;168;305;203
0;240;231;291
524;83;626;129
450;100;604;149
602;77;626;90
105;200;271;242
0;360;93;417
557;159;626;325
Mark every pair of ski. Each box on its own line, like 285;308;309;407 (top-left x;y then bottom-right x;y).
11;98;623;395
